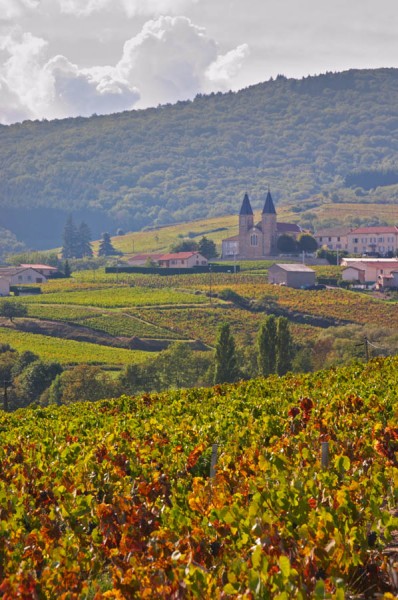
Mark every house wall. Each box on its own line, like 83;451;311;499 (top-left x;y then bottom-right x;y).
9;269;47;285
342;267;365;282
0;279;10;296
315;234;348;251
347;233;398;255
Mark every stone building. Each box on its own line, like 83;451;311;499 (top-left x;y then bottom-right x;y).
221;191;300;259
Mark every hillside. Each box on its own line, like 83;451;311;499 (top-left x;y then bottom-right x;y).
2;68;398;250
0;356;396;597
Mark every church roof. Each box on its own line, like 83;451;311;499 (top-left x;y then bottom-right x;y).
239;193;253;215
262;190;276;215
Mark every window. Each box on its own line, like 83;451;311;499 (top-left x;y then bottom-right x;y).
27;276;32;281
36;278;43;283
328;237;332;242
337;237;340;241
250;234;258;246
18;275;22;281
353;238;358;243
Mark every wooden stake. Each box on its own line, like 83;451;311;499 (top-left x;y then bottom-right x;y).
210;444;218;478
321;442;330;469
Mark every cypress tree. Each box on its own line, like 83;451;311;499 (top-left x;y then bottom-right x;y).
276;317;293;375
61;215;78;259
76;222;93;258
214;322;240;384
257;314;277;376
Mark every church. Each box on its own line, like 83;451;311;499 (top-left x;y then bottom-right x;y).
221;190;301;259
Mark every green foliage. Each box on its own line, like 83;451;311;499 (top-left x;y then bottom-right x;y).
0;356;396;596
98;232;120;257
275;316;294;375
297;232;318;253
257;314;277;376
0;300;27;322
214;322;240;384
198;236;218;259
277;234;298;253
11;360;63;409
170;239;199;253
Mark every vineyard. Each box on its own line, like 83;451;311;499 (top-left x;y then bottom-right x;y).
0;356;396;598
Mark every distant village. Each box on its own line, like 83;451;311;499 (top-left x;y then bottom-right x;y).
1;191;398;295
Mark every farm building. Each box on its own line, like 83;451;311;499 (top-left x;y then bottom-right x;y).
127;254;164;266
268;263;316;288
0;267;48;286
19;264;58;277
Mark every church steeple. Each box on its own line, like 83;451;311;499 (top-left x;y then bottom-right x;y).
262;188;276;215
239;192;253;215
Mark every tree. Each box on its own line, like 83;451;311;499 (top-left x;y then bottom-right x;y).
198;236;218;259
0;301;27;322
51;364;115;404
257;315;277;377
277;234;298;254
98;232;120;256
76;222;93;258
213;323;240;384
62;215;78;259
13;360;62;408
63;260;72;278
170;239;199;253
276;317;293;375
297;233;318;253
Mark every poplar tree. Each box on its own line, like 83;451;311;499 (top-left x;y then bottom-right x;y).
257;314;277;376
214;322;240;384
276;316;293;375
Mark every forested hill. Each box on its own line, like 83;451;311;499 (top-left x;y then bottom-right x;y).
2;68;398;249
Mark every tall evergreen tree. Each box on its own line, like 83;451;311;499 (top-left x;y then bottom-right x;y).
257;314;277;376
213;322;240;384
276;317;293;375
98;232;119;256
61;215;78;259
76;222;93;258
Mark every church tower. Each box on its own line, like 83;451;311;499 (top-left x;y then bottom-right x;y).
261;189;277;255
239;192;254;234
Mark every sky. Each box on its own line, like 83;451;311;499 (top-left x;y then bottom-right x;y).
0;0;397;125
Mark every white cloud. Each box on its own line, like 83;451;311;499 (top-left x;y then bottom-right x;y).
0;15;249;123
206;44;250;84
56;0;199;17
117;16;219;106
0;0;38;19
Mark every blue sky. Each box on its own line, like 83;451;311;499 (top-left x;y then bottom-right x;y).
0;0;397;123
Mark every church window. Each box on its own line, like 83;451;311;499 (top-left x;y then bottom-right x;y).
250;234;258;246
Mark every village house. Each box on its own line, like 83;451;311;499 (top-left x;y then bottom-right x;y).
314;227;352;251
346;226;398;255
19;264;58;277
221;191;300;259
341;258;398;283
315;225;398;256
157;252;208;268
0;267;48;286
268;263;316;288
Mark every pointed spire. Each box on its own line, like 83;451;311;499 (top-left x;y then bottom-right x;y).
239;192;253;216
262;188;276;215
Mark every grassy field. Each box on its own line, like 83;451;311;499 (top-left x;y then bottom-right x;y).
0;327;150;366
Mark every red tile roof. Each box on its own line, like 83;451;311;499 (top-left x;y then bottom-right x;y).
20;263;57;270
350;226;398;234
158;252;202;260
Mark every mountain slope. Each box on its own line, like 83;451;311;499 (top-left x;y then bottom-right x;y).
1;68;398;248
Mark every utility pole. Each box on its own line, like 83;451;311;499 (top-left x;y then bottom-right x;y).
209;266;212;306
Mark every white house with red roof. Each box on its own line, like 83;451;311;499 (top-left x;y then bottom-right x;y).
157;252;208;268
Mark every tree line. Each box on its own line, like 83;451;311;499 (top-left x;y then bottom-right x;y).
0;315;293;411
